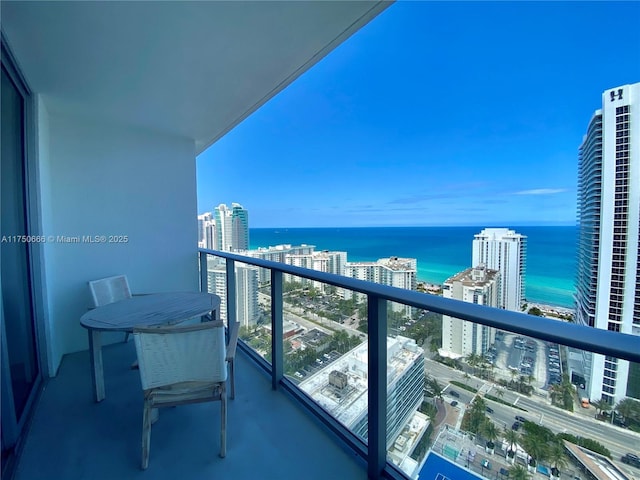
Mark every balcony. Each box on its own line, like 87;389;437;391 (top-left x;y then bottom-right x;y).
9;249;640;480
13;338;367;480
2;3;640;479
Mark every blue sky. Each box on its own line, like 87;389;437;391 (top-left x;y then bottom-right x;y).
197;1;640;228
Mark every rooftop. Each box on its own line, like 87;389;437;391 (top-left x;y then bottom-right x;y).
445;266;499;288
299;336;423;429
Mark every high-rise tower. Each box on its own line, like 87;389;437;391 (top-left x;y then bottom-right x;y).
472;228;526;311
214;203;249;252
575;82;640;405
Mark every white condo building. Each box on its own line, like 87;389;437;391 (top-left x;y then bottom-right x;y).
197;212;215;250
246;244;316;283
575;82;640;405
440;266;500;359
206;257;259;327
299;336;426;459
472;228;526;311
287;250;348;291
343;257;417;316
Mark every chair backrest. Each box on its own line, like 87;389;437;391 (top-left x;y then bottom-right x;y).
133;321;227;390
88;275;131;307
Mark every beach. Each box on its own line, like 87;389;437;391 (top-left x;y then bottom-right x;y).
417;281;575;318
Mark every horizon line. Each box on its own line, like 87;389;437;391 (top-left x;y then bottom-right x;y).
249;223;578;229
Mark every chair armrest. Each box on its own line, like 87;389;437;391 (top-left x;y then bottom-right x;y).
226;322;240;362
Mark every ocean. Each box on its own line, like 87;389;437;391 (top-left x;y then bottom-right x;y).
249;226;577;309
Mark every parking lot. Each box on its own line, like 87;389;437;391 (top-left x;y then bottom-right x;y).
485;331;562;390
292;349;343;380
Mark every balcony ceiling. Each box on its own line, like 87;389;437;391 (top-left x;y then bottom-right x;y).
1;1;390;154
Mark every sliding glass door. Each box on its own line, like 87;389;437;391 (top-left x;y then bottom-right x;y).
1;42;42;477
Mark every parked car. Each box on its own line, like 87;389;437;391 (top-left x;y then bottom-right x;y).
511;421;521;431
450;400;459;407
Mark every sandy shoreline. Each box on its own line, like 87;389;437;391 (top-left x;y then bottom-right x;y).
416;281;575;315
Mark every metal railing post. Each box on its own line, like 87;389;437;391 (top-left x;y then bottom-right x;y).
199;251;208;293
367;294;387;479
271;270;283;389
226;259;236;325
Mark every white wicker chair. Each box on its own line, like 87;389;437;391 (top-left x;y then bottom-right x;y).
133;320;239;469
88;275;132;342
88;275;132;306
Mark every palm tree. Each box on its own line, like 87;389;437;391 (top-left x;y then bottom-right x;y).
591;397;611;419
426;376;444;404
504;427;520;462
466;353;481;376
518;375;529;394
509;464;531;480
527;374;535;387
548;441;568;478
615;398;640;425
467;396;487;434
519;427;550;472
549;384;561;405
599;399;612;420
482;421;499;453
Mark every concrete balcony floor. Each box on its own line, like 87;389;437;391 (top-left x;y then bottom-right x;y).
14;340;368;480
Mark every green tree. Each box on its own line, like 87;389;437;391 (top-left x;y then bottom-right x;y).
465;396;488;434
482;421;499;451
504;427;520;459
591;398;612;418
509;464;531;480
548;441;568;478
615;398;640;424
520;426;550;468
466;353;481;376
426;375;444;404
527;306;543;316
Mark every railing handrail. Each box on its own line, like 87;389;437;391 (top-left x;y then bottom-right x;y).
199;248;640;363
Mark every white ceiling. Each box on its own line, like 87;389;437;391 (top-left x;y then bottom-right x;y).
2;1;390;154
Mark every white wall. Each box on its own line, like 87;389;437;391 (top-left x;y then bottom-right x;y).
40;109;198;372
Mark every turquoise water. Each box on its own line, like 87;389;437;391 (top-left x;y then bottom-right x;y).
249;226;577;309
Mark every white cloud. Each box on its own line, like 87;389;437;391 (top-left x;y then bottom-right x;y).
514;188;567;195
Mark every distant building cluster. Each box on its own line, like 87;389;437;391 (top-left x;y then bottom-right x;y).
198;204;417;327
198;202;249;252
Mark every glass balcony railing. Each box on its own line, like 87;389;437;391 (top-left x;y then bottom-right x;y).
199;248;640;480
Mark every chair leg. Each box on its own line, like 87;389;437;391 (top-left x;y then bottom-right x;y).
220;384;227;458
141;401;152;469
230;360;235;400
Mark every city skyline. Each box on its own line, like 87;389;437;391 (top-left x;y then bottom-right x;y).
196;1;640;228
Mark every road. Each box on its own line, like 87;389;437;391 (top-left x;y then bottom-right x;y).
425;358;640;470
